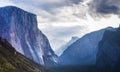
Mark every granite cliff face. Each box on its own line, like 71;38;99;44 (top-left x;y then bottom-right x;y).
0;6;57;66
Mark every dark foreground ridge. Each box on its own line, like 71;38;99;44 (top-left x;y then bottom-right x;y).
0;37;45;72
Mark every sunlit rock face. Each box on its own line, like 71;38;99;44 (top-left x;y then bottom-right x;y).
0;6;58;66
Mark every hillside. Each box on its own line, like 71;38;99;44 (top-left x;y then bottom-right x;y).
0;37;44;72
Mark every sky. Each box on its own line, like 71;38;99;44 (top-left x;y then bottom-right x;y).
0;0;120;53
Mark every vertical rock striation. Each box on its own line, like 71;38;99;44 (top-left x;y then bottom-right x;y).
0;6;58;66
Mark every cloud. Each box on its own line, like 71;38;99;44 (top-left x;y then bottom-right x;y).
10;0;83;11
89;0;120;16
70;0;83;4
38;23;87;51
3;0;86;23
0;0;15;7
1;0;120;51
1;0;87;51
45;26;83;38
51;3;88;21
11;0;65;11
8;0;85;23
11;0;63;5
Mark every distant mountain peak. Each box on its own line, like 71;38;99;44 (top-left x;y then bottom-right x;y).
59;27;115;65
56;36;79;56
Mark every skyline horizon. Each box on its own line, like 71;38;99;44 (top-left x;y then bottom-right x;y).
0;0;120;51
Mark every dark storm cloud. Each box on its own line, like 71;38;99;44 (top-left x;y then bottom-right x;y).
40;0;83;11
10;0;83;12
89;0;120;15
97;2;119;14
69;0;83;4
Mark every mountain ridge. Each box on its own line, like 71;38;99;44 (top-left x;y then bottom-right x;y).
56;36;79;56
0;6;58;66
0;37;44;72
59;27;115;65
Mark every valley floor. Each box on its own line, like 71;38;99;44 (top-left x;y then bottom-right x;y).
49;65;120;72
